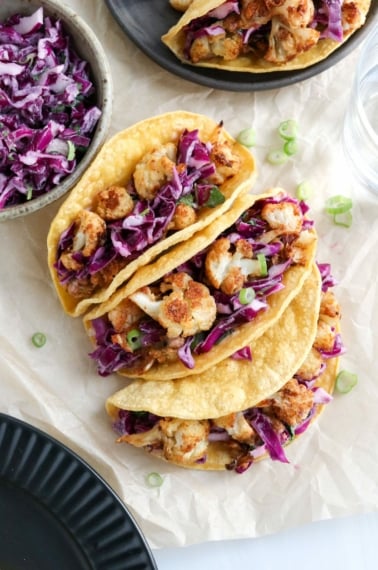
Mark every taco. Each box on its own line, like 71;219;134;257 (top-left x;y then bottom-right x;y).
47;111;256;317
106;264;343;472
84;188;317;380
162;0;371;72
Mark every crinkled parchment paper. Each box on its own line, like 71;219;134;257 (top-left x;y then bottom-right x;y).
1;0;377;550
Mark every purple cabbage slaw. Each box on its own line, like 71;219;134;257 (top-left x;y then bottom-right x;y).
89;192;311;376
183;0;345;60
55;128;223;287
0;8;101;209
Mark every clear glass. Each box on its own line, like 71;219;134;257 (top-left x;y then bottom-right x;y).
343;27;378;195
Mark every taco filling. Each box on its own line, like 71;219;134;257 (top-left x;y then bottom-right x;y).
88;191;316;377
54;124;242;301
164;0;368;67
108;275;343;473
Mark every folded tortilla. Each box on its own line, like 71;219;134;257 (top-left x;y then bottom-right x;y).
47;111;256;317
84;187;317;380
162;0;371;73
106;266;342;472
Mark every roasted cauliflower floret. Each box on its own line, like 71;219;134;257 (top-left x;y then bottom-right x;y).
206;126;242;185
342;1;364;34
168;202;197;230
261;200;303;233
295;347;325;381
313;319;337;353
108;298;144;332
129;273;217;339
159;418;210;463
213;412;256;442
117;424;161;448
265;17;319;63
286;229;316;264
63;209;106;262
205;237;261;295
319;290;341;321
133;142;177;200
270;378;314;426
265;0;315;28
95;185;134;221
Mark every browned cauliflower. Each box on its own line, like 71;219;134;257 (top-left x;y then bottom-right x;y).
265;0;314;28
168;202;197;231
129;273;217;339
95;185;134;221
133;143;177;200
159;418;210;463
60;210;106;273
205;237;261;295
213;412;256;442
206;126;242;185
269;378;314;426
265;16;319;63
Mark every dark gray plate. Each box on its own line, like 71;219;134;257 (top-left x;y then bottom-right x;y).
0;413;158;570
105;0;378;92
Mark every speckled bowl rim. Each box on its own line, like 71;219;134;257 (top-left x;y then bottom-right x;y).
0;0;113;221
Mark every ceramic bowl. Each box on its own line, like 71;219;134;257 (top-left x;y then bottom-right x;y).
0;0;113;221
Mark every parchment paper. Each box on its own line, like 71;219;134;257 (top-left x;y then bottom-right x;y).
1;0;377;550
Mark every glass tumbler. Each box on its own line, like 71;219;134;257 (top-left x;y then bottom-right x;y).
343;26;378;195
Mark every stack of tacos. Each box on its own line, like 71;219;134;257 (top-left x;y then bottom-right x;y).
162;0;371;72
47;111;345;474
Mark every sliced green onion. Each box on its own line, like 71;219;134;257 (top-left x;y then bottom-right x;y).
296;181;313;201
324;195;353;215
26;186;33;201
266;149;288;165
139;208;150;216
278;119;298;140
283;138;298;156
31;332;46;348
236;127;256;148
333;210;353;228
126;329;143;351
146;472;164;487
66;140;76;161
204;187;226;208
335;370;358;394
238;287;256;305
257;253;268;276
178;194;194;206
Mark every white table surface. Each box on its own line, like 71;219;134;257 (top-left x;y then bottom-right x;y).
153;511;378;569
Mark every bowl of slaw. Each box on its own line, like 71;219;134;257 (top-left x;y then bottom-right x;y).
0;0;113;221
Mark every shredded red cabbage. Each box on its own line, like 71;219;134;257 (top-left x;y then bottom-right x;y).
0;8;101;209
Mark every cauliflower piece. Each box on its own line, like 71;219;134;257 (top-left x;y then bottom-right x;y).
159;418;210;463
189;35;213;63
206;125;242;185
108;298;144;332
168;202;197;231
130;274;217;339
261;200;303;233
95;185;134;221
342;1;365;33
209;33;244;61
295;347;324;381
118;424;161;448
239;0;271;24
213;412;256;442
205;237;261;295
133;143;177;200
319;290;341;321
265;16;320;63
270;378;314;426
313;319;337;353
70;210;106;257
286;229;316;264
265;0;315;28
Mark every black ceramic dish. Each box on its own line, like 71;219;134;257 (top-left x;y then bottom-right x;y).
0;413;158;570
105;0;378;92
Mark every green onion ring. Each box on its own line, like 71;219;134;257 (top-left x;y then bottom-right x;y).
333;211;353;228
126;329;143;351
257;253;268;276
146;472;164;487
238;287;256;305
283;138;298;156
266;149;288;165
278;119;298;140
335;370;358;394
296;181;313;201
32;332;46;348
324;195;353;215
236;127;256;148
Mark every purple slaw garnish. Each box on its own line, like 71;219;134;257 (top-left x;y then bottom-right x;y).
0;8;101;209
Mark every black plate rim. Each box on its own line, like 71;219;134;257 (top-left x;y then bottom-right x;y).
105;0;378;92
0;412;158;570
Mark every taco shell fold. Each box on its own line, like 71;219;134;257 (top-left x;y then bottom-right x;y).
47;111;256;317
